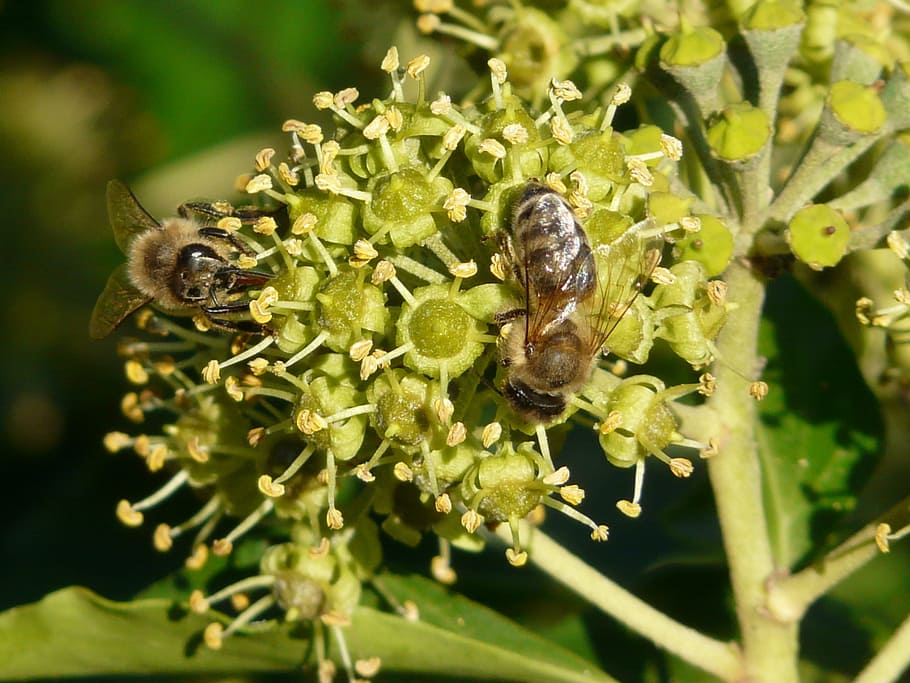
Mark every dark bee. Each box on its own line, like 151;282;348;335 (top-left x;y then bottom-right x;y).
498;182;660;423
89;180;274;338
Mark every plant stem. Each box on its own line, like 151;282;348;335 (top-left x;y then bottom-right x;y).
507;526;743;681
853;611;910;683
765;522;881;622
706;261;799;683
766;495;910;621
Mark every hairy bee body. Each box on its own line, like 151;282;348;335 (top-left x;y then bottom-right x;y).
499;182;657;424
509;182;596;328
89;180;273;339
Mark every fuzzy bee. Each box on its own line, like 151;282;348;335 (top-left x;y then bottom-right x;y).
89;180;274;339
498;182;660;423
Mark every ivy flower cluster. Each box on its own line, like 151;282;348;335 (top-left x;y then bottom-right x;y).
99;42;729;673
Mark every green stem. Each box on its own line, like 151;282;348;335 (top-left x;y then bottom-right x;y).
507;526;743;681
764;522;881;622
853;611;910;683
706;262;799;683
766;495;910;621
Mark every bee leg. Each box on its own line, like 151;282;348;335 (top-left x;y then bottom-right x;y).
494;308;526;325
200;303;270;335
496;231;525;283
196;227;260;258
178;200;237;221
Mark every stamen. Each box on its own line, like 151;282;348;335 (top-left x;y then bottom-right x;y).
535;424;554;472
218;335;276;371
284;330;330;368
212;499;274;556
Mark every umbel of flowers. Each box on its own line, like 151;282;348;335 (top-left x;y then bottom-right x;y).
100;44;734;675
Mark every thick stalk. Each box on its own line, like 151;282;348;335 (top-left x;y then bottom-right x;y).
508;527;743;681
706;262;799;682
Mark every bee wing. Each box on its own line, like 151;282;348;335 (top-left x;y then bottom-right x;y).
586;225;662;355
89;263;151;339
107;179;161;254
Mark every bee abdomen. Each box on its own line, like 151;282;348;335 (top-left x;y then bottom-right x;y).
504;377;567;422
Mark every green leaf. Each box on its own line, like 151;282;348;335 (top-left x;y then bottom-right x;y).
0;579;613;683
757;277;881;568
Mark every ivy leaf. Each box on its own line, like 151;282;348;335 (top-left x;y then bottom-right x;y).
0;579;613;683
757;276;881;568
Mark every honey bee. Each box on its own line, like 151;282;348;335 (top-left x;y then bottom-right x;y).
498;182;661;423
89;180;274;339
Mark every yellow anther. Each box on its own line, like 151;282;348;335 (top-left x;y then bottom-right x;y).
749;381;769;401
125;360;148;385
236;254;258;269
616;500;642;518
875;523;892;553
117;499;143;527
381;46;399;72
660;134;683;160
258;474;286;498
349;338;374;361
417;13;440;34
189;589;209;613
449;260;477;279
185;544;208;570
203;622;223;650
211;538;233;556
560;484;585;506
478;138;506;158
461;509;482;533
699;373;717;396
201;360;221;384
430;93;452;115
627;158;653;186
502;123;529;144
253;216;277;235
103;431;132;453
406;54;431;78
326;508;344;530
551;78;582;101
393;461;414;482
550;116;574;145
446;421;467;446
611;83;632;105
598;410;623;434
435;493;453;514
431;555;457;584
363;113;391;139
707;280;728;305
506;548;528;567
255;147;275;171
669;458;694;478
186;437;210;463
481;422;502;448
680;215;702;232
543;466;571;486
488;57;508;84
153;524;173;552
307;537;331;558
442;124;466;151
245;174;273;193
591;525;610;542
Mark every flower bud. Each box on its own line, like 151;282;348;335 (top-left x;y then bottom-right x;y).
362;168;454;248
316;270;391;352
673;215;734;276
786;204;850;270
367;371;443;453
395;284;489;379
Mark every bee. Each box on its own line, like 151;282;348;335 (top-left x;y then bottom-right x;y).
89;180;274;339
498;182;661;423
